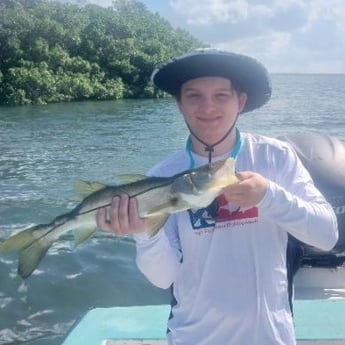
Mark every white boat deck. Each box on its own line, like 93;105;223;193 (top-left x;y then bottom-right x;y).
105;337;345;344
63;266;345;345
104;340;167;345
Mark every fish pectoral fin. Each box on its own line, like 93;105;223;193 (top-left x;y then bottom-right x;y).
73;226;98;246
146;214;170;237
18;239;52;279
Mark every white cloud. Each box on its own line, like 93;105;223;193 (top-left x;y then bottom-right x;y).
214;32;291;58
212;32;295;72
167;0;345;73
170;0;251;25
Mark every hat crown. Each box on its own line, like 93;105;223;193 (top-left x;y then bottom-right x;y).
151;48;272;113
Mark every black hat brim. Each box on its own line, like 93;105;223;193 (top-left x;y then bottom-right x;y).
151;50;271;113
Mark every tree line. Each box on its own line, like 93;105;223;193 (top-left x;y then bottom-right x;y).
0;0;203;105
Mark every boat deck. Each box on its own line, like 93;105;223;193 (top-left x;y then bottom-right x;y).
105;341;345;345
106;342;166;345
62;267;345;345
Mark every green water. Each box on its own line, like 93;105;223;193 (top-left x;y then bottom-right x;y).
0;99;181;345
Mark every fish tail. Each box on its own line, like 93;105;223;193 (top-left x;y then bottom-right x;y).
0;223;56;279
0;224;45;252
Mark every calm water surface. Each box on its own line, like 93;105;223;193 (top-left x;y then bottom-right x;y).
0;74;345;344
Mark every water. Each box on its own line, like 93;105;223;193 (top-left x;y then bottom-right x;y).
0;74;344;344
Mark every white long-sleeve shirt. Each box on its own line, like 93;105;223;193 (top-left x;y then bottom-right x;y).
134;132;338;345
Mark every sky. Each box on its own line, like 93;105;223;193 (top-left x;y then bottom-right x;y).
69;0;345;74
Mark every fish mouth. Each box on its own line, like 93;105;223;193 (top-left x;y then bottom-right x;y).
187;158;235;192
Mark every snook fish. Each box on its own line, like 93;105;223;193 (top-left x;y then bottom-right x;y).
0;158;238;279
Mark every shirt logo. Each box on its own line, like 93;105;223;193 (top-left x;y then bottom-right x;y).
188;195;258;231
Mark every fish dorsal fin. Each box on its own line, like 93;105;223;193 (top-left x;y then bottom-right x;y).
146;214;170;237
74;180;107;200
116;174;147;184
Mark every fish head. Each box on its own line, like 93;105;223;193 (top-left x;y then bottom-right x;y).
190;157;238;192
171;158;238;208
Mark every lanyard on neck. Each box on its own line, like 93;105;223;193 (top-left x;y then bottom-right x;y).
185;128;243;169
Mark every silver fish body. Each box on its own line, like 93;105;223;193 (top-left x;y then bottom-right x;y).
0;158;237;278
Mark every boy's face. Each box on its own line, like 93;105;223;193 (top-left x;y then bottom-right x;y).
177;76;247;145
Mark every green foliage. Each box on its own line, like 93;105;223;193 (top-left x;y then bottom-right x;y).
0;0;204;105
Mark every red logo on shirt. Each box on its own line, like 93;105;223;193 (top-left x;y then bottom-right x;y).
188;195;259;231
216;195;258;222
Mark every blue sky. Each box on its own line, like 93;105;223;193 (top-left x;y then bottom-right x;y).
68;0;345;73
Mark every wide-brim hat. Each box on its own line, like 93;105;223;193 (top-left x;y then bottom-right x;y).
151;48;272;113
